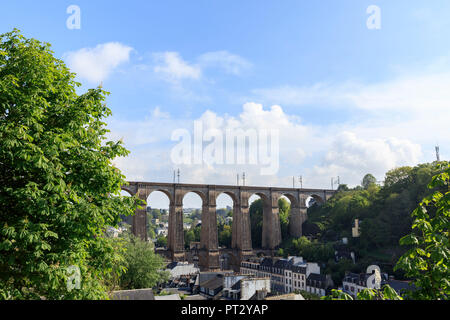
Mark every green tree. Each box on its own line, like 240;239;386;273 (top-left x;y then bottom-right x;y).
0;30;140;300
384;166;413;190
184;229;195;249
218;224;232;248
250;199;264;248
362;174;377;189
394;164;450;300
279;197;291;241
322;285;402;300
323;165;450;300
156;235;168;248
118;235;169;290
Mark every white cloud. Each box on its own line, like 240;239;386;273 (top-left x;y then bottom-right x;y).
152;51;251;84
197;50;252;75
153;52;201;82
151;106;170;119
312;132;422;185
65;42;133;83
253;71;450;116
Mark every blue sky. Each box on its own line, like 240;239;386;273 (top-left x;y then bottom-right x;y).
2;1;450;208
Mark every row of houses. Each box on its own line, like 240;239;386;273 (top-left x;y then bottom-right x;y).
240;256;334;297
162;258;414;300
195;272;273;300
341;272;415;298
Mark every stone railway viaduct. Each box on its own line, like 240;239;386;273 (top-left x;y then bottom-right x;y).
122;182;335;271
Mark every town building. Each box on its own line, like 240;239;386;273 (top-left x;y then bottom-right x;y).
165;261;199;280
342;271;415;298
306;273;334;296
240;256;332;296
352;219;361;237
221;275;271;300
265;293;305;300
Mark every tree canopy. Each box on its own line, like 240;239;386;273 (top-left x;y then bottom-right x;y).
0;29;140;299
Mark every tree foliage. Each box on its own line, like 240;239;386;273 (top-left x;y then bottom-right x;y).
250;199;264;248
306;162;449;275
362;173;377;189
322;285;403;300
394;164;449;300
218;223;232;248
0;30;140;299
323;164;449;300
118;234;169;290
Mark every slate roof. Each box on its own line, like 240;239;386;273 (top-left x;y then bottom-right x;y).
273;259;290;269
307;273;327;282
200;275;224;291
260;257;273;267
291;265;307;274
111;289;155;300
385;279;416;295
344;272;389;286
166;261;178;269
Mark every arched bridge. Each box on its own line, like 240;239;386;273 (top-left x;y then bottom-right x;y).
122;182;335;271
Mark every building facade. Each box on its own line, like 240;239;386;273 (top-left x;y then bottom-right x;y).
240;256;332;296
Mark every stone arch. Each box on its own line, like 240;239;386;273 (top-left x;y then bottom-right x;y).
147;189;174;206
306;193;325;207
277;192;299;208
121;186;136;197
216;191;238;205
180;189;207;206
247;192;270;207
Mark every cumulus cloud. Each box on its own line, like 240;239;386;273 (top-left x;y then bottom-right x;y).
153;52;201;82
65;42;133;83
312;132;422;184
111;103;322;187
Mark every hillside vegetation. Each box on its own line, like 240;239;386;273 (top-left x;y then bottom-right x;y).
303;161;449;279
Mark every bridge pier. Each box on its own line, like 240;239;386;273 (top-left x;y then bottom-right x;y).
168;203;185;261
289;206;308;238
198;190;220;270
262;193;282;250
